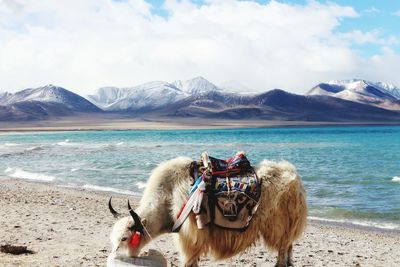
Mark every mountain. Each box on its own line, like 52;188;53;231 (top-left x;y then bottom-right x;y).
83;77;400;122
85;86;127;109
87;77;221;111
0;85;101;121
2;78;400;123
307;79;400;110
87;81;189;111
0;91;12;100
163;89;400;121
172;76;221;95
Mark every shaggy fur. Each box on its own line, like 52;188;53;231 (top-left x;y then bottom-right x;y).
110;157;307;267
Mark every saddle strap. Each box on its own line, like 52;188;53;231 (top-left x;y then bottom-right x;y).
172;180;206;232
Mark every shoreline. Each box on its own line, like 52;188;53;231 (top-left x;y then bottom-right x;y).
3;176;400;234
1;178;400;266
1;117;400;132
0;176;400;234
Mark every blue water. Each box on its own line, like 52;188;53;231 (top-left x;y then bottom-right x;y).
1;126;400;229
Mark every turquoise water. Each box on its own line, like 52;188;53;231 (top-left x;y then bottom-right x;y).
1;126;400;229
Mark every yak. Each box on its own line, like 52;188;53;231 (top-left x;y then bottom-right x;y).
108;157;307;267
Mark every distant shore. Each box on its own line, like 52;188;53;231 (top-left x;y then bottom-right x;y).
1;115;400;132
1;178;399;266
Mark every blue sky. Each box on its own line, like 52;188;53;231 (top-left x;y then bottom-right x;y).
288;0;400;56
1;0;400;94
144;0;400;57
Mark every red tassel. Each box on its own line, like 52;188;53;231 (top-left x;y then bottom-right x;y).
129;232;141;248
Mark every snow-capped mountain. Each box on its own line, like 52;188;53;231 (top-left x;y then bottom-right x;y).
86;86;128;108
0;91;12;102
172;76;221;95
165;88;400;121
0;84;99;110
87;81;189;111
87;77;221;111
2;77;400;122
307;79;400;110
0;85;100;121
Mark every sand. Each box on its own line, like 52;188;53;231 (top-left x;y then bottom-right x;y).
2;115;400;132
0;178;399;267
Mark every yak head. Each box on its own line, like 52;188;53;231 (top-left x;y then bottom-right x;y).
108;197;146;257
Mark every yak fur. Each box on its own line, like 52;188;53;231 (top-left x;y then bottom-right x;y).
110;157;307;267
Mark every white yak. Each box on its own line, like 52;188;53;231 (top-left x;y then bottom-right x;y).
108;157;307;267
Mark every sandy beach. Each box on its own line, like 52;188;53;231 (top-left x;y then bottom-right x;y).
2;115;400;132
0;178;399;267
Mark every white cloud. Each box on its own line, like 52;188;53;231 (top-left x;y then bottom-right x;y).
339;30;398;46
0;0;399;95
393;10;400;16
361;48;400;84
363;7;380;15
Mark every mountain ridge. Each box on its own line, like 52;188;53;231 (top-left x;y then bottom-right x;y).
307;79;400;110
1;78;400;122
0;85;101;121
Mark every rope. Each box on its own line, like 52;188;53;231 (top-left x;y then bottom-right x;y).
142;223;178;267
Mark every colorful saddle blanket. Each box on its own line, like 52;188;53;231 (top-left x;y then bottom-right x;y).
172;152;261;232
207;152;252;178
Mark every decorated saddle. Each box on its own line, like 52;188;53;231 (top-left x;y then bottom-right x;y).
172;152;261;232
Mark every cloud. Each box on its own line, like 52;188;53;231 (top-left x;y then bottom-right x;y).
339;30;398;46
361;47;400;84
0;0;399;95
363;7;380;15
393;10;400;16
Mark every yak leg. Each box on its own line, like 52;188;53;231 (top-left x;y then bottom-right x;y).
286;244;293;266
177;235;202;267
274;245;293;267
180;246;201;267
275;248;288;267
182;257;199;267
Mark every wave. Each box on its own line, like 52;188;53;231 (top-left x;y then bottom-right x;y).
4;167;55;182
56;139;73;146
135;182;147;189
4;142;20;147
25;146;44;152
82;184;140;196
53;141;123;151
392;176;400;182
309;216;400;231
0;145;46;158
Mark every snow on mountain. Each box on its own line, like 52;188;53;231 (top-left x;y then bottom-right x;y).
87;86;130;109
2;78;400;122
172;76;221;95
0;84;100;112
3;85;57;104
313;79;400;99
307;79;400;110
88;77;222;111
88;81;189;111
0;91;12;103
373;81;400;99
2;85;71;104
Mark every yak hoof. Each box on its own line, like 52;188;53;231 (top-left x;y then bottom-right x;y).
275;261;294;267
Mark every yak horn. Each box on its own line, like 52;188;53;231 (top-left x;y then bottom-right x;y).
108;197;121;218
127;200;142;230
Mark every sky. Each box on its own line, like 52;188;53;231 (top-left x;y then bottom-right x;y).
0;0;399;95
